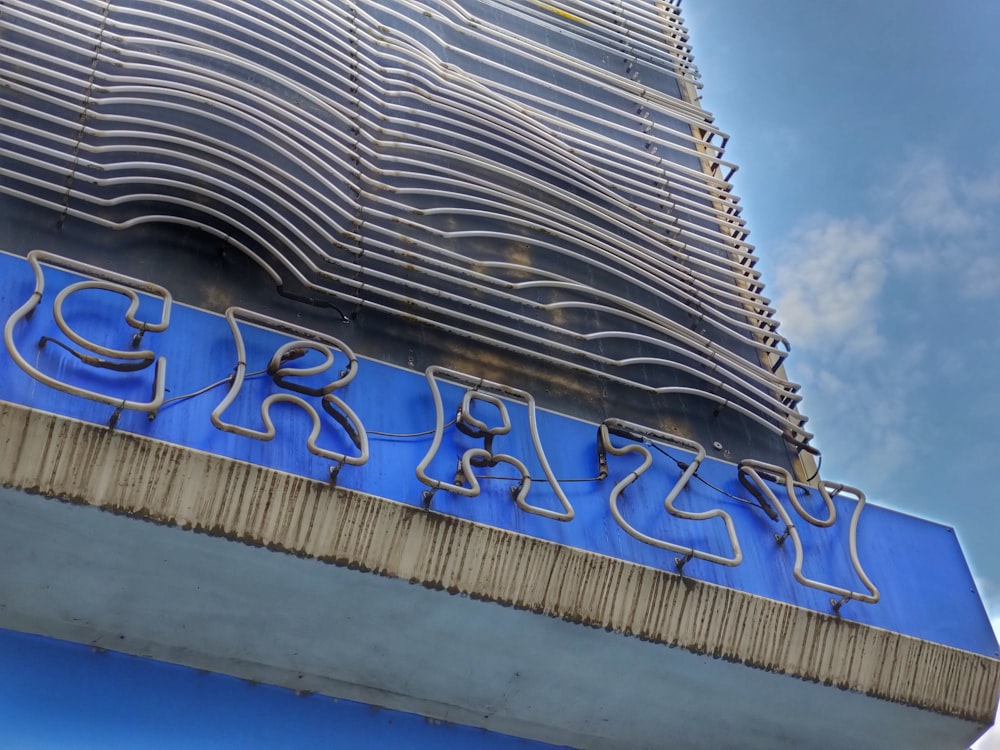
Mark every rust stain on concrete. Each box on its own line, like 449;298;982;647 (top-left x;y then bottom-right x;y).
2;400;998;724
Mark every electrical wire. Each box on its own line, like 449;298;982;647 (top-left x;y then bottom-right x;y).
158;369;269;409
368;419;456;438
646;440;762;510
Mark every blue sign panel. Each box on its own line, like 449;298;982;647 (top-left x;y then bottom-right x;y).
0;250;996;657
0;627;564;749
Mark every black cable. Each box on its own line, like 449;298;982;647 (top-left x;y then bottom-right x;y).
472;474;603;483
368;419;456;438
804;453;823;482
39;336;153;372
275;286;350;323
646;441;761;509
158;369;268;410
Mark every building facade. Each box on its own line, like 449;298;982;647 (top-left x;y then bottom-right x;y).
1;0;997;747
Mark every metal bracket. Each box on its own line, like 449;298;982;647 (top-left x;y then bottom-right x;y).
329;460;346;489
674;550;695;576
421;487;438;510
830;594;852;617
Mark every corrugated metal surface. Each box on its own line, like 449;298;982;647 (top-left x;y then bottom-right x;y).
0;0;811;463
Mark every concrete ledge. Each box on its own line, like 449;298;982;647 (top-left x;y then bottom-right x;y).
2;399;998;747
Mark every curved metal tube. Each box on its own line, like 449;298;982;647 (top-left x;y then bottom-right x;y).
3;250;172;415
1;0;815;451
737;459;880;607
598;419;742;567
416;365;574;521
210;307;369;467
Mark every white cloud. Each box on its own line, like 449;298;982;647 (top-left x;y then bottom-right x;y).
882;157;1000;301
791;345;923;496
961;255;1000;300
888;156;983;236
769;154;1000;496
772;155;1000;361
766;213;920;494
773;218;889;358
960;170;1000;205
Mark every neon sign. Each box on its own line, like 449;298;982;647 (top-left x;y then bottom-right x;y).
0;251;878;612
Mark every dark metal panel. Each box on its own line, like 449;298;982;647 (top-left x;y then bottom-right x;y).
1;0;804;465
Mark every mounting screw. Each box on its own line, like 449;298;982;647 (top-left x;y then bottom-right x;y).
712;441;723;451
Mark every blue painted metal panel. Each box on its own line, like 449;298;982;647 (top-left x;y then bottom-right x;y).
0;250;996;658
0;627;565;749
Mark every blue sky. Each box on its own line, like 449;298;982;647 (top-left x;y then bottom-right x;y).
683;1;1000;741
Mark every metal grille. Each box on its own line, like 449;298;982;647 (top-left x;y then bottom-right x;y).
0;0;812;449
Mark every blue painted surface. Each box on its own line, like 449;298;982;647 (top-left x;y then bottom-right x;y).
0;627;565;749
0;250;996;658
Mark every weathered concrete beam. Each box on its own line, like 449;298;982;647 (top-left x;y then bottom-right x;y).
2;399;997;748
